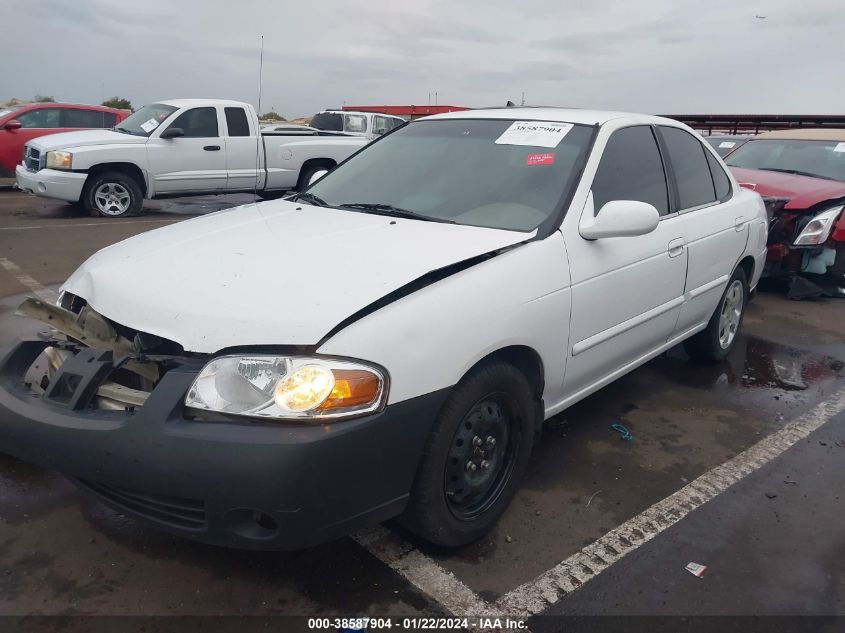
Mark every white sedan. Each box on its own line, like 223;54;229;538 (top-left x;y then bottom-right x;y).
0;108;767;550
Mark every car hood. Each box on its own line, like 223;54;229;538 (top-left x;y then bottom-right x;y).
729;167;845;211
28;129;146;152
61;200;532;353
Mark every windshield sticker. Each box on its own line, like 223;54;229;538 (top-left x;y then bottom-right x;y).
140;118;160;133
495;121;573;148
833;142;845;153
526;153;555;165
718;141;736;148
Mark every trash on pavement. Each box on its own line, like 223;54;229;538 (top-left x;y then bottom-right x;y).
685;562;708;578
611;423;633;441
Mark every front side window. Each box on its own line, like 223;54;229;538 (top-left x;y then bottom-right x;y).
591;125;669;216
168;107;219;138
726;139;845;182
116;103;178;136
225;107;250;137
16;108;61;128
659;126;716;210
62;109;116;128
307;118;594;232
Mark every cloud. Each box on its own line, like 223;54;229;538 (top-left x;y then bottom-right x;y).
1;0;843;116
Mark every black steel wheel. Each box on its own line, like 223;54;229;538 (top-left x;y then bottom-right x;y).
401;361;538;547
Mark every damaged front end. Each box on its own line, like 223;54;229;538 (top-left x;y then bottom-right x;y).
16;293;193;412
762;197;845;298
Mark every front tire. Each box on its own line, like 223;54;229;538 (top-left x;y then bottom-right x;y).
684;267;748;362
81;171;142;218
401;361;537;547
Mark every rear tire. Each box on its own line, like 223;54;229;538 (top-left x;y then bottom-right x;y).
296;164;332;191
684;267;748;363
81;171;142;218
400;361;537;547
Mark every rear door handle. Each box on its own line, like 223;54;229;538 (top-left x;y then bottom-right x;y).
735;216;746;231
668;237;685;258
203;145;221;151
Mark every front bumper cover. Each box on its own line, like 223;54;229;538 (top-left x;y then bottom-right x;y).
0;340;447;550
15;164;87;202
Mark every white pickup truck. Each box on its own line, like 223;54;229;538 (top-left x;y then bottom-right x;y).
15;99;369;217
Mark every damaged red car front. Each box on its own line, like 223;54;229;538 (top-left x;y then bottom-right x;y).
725;129;845;296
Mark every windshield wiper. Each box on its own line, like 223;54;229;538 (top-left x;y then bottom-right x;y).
115;126;132;134
292;192;329;207
758;167;835;181
339;203;455;223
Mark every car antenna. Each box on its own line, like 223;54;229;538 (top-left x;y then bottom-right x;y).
253;35;265;200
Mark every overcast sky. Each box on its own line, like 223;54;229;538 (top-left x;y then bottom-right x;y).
3;0;843;117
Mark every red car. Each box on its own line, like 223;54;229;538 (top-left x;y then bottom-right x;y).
725;129;845;294
0;103;129;183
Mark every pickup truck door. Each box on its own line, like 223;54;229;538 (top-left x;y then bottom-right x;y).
563;125;687;397
147;106;227;194
655;126;750;337
223;106;264;191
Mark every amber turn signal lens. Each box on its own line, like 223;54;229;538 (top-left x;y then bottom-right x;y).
319;369;382;411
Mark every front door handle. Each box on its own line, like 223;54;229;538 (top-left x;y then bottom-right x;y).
203;145;221;151
668;237;685;258
735;216;746;231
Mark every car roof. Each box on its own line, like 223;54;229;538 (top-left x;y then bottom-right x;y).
421;107;680;127
11;102;122;112
755;128;845;141
158;99;251;109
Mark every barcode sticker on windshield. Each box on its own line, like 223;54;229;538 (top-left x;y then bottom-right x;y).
140;118;160;133
719;141;736;148
495;121;573;148
833;142;845;153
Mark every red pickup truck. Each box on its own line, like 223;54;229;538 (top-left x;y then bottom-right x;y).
725;129;845;294
0;103;128;183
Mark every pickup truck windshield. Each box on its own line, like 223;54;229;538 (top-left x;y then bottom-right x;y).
307;119;594;231
726;139;845;182
115;103;179;137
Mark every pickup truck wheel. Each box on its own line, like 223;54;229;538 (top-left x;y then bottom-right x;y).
82;171;142;218
401;361;536;547
297;164;330;191
684;267;748;363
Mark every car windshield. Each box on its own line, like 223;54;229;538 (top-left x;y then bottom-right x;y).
0;107;20;119
726;138;845;182
310;112;343;132
115;103;179;137
307;118;594;232
705;136;748;157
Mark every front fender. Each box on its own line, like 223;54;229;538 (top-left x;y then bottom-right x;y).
316;233;571;411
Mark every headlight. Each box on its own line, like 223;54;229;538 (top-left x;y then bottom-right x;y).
46;150;73;170
184;355;387;421
793;206;843;246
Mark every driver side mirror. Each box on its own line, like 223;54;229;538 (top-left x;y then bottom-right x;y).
4;120;22;131
160;127;185;139
308;169;328;186
579;199;660;240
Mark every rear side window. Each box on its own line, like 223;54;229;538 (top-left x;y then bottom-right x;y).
63;109;116;128
592;125;669;216
224;107;250;137
168;107;219;138
705;150;732;201
659;126;716;210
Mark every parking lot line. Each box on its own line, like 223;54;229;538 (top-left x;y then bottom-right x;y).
495;385;845;616
0;257;57;302
350;387;845;620
353;526;502;619
0;219;176;231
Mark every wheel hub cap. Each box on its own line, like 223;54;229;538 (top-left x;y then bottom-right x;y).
718;279;744;349
94;182;131;216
